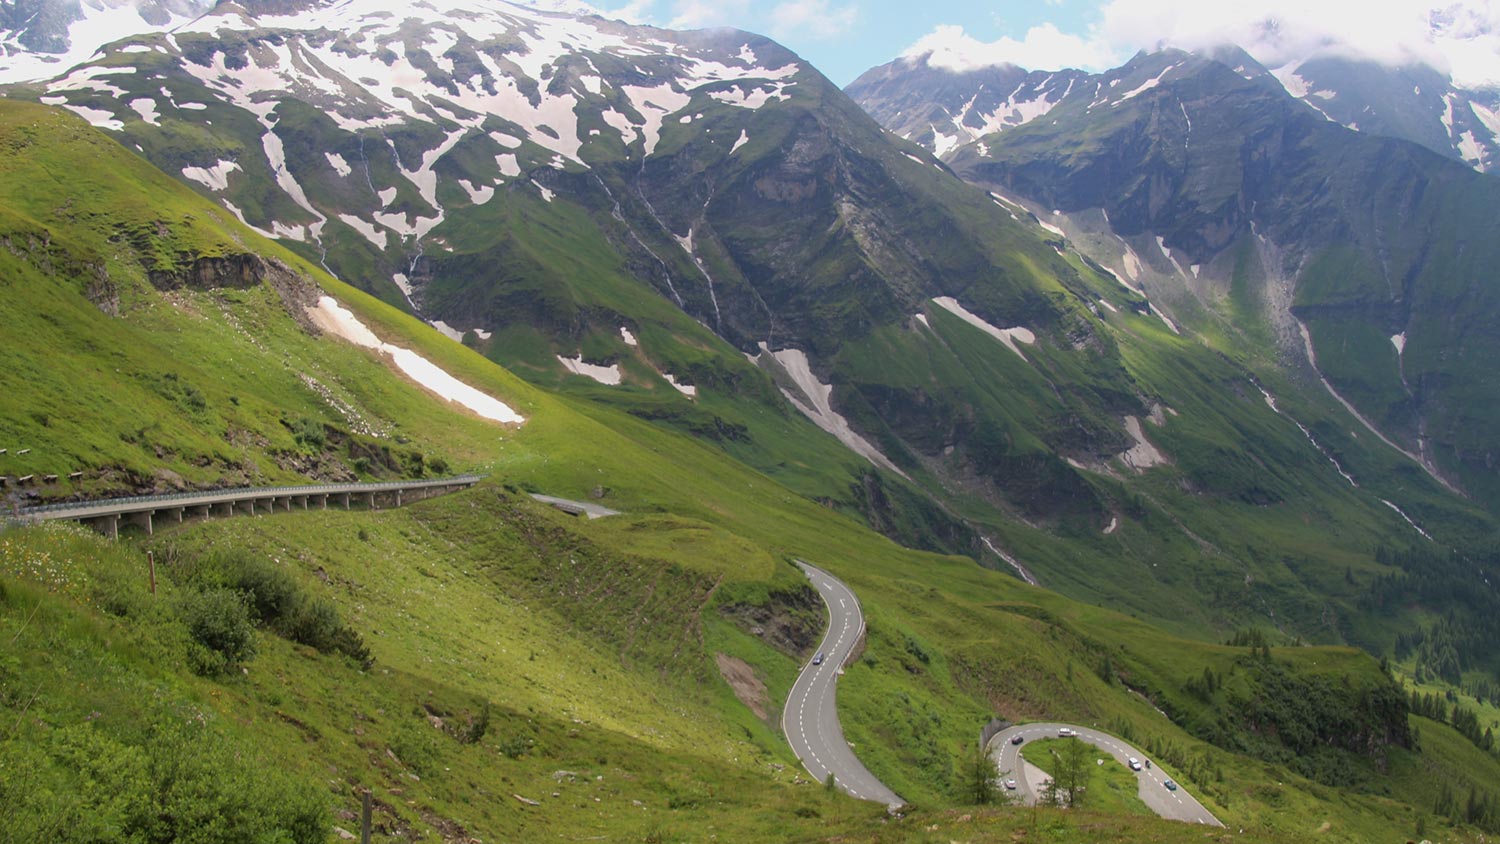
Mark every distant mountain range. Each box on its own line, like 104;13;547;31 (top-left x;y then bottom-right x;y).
851;45;1500;512
851;43;1500;175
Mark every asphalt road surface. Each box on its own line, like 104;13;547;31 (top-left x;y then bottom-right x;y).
781;561;904;808
989;722;1222;826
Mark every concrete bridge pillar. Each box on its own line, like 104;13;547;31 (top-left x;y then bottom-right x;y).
127;510;154;536
86;514;120;539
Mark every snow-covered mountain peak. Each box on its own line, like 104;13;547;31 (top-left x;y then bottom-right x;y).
17;0;809;318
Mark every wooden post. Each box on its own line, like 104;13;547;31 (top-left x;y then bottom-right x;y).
360;790;372;844
147;550;156;595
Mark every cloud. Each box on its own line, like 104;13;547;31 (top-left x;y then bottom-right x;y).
902;23;1117;73
665;0;751;30
596;0;657;24
904;0;1500;88
769;0;859;40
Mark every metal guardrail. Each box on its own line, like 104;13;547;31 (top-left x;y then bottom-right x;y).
13;474;487;520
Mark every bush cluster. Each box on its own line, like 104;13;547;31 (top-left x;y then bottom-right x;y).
169;548;372;674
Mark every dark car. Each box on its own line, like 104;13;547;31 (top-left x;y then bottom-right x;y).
1164;779;1178;791
1010;735;1025;745
812;652;824;665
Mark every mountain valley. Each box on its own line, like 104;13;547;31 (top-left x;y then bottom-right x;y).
2;2;1500;841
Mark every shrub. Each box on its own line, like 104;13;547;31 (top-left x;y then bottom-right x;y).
290;416;326;450
177;587;255;675
0;708;326;844
280;596;373;668
230;554;301;624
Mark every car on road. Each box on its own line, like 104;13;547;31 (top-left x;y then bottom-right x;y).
1058;727;1077;737
1003;779;1018;790
1164;779;1178;791
812;652;824;666
1128;758;1142;771
1010;734;1025;745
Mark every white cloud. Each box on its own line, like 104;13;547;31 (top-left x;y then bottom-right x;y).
595;0;657;24
666;0;751;29
902;23;1118;73
769;0;858;40
904;0;1500;89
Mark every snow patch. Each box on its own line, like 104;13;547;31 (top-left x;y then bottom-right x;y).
338;214;388;249
325;152;352;177
981;536;1039;586
621;83;691;155
1472;102;1500;141
489;131;522;149
391;273;415;303
128;98;160;126
457;179;495;205
557;355;621;385
62;104;123;131
930;297;1035;361
1121;246;1143;281
181;160;241;192
931;125;959;157
761;344;903;475
1391;332;1406;355
533;181;555;202
495;154;522;178
663;373;696;397
1458;130;1483;164
47;64;131;97
430;320;464;342
707;82;787;109
1150;304;1180;334
619;326;638;347
1119;416;1167;470
1103;516;1118;535
307;296;523;424
730;129;749;154
1381;499;1434;540
1116;63;1175;103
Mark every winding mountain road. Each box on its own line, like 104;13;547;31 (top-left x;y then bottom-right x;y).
989;722;1222;826
782;561;904;808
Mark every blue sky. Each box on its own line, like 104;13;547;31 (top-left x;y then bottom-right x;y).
587;0;1101;86
579;0;1500;89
